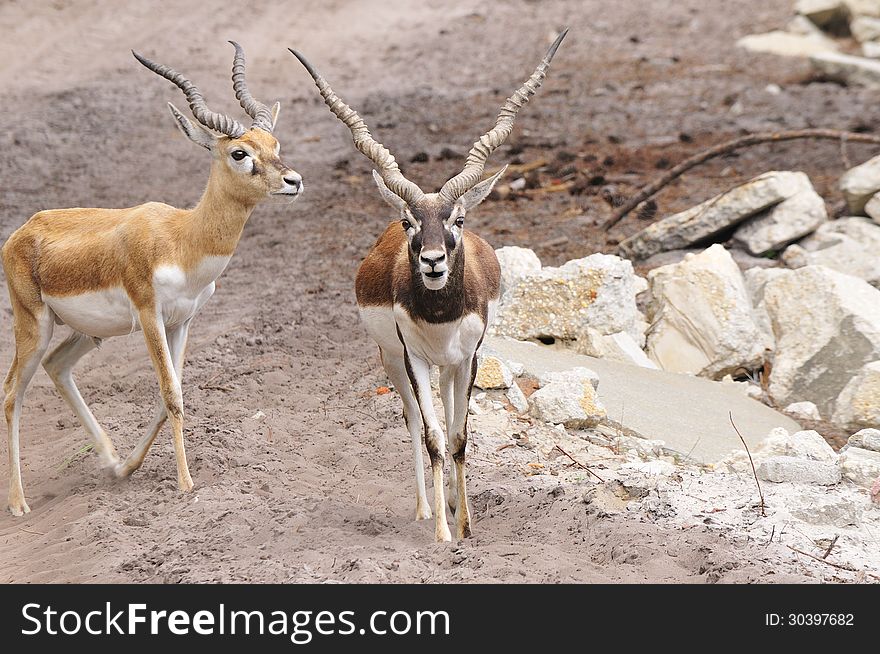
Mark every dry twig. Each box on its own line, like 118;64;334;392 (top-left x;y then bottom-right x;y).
603;129;880;230
553;444;605;482
786;545;880;581
729;411;766;517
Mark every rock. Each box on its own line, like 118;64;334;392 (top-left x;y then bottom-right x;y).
488;335;801;464
796;0;849;27
832;360;880;428
839;446;880;487
537;366;600;390
863;40;880;57
811;52;880;90
758;265;880;416
529;379;606;428
573;328;658;369
782;218;880;286
788;488;863;526
840;154;880;213
645;245;772;379
619;172;813;260
789;430;839;463
493;253;645;343
851;15;880;42
865;192;880;220
756;456;841;485
737;30;837;57
732;185;827;255
846;0;880;18
788;14;835;35
495;246;541;299
505;382;529;414
785;401;822;422
474;354;514;390
847;427;880;451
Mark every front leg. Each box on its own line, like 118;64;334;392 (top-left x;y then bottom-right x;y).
448;353;478;540
139;308;193;492
404;348;451;543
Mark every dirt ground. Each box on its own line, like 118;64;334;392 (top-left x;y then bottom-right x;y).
0;0;872;583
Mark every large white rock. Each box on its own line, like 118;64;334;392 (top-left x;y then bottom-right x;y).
846;0;880;18
758;265;880;415
796;0;849;27
851;15;880;42
832;360;880;428
785;401;822;422
718;426;837;471
732;185;827;255
493;253;645;343
573;328;658;369
782;217;880;287
839;446;880;487
789;430;839;463
811;51;880;90
495;246;541;299
529;379;606;428
757;456;841;485
537;366;600;390
864;191;880;220
737;31;837;57
840;154;880;213
645;245;772;379
847;427;880;451
619;172;811;260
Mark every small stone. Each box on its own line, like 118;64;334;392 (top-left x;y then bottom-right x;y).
505;382;529;414
789;430;838;463
840;154;880;213
785;401;822;422
833;360;880;429
536;366;600;390
474;355;514;390
847;428;880;452
756;456;841;485
839;446;880;488
529;379;606;428
811;52;880;91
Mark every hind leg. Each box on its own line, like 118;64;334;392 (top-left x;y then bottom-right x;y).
43;331;119;469
4;302;54;516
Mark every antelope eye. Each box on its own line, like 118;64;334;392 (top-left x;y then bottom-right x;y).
455;217;464;227
401;219;412;231
230;150;248;161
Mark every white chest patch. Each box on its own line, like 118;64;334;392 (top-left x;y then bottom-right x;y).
43;255;229;338
392;305;486;367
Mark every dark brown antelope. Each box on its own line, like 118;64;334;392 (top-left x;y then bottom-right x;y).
3;42;303;516
291;29;567;541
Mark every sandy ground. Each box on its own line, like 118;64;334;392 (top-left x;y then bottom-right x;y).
1;0;875;583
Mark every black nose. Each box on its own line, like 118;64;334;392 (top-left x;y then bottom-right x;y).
420;253;446;266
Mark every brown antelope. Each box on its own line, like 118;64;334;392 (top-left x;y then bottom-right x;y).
291;30;567;541
3;42;303;516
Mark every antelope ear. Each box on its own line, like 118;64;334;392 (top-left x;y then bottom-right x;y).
167;102;216;151
372;170;409;212
458;165;508;210
270;101;281;130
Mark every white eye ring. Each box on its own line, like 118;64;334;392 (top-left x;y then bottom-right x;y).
230;149;248;161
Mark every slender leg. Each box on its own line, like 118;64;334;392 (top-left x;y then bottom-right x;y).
42;331;119;469
449;353;478;539
4;303;54;516
116;319;191;479
439;365;458;513
404;348;451;542
380;348;431;520
138;309;192;491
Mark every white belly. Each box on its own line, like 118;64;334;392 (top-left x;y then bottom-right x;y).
43;256;228;338
359;304;487;368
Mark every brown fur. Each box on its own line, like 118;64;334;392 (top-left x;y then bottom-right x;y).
355;220;500;313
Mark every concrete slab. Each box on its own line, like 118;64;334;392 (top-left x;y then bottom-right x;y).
486;336;802;464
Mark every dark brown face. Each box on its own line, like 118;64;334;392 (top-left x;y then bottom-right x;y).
400;196;466;291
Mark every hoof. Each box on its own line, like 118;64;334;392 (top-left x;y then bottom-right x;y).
114;461;135;479
8;500;30;517
178;475;194;492
456;523;472;540
415;502;433;521
435;525;452;543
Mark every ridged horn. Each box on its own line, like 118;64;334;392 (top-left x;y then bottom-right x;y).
133;50;246;138
229;41;275;132
438;28;568;202
289;48;425;205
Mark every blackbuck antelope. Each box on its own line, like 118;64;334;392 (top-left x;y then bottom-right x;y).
291;30;567;541
3;42;303;516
